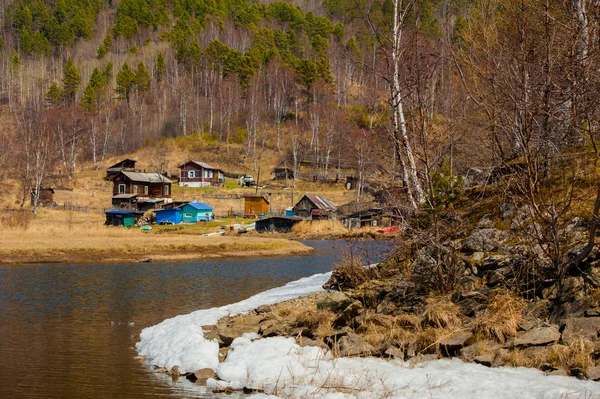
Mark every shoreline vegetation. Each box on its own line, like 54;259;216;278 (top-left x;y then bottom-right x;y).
0;209;316;265
0;208;391;265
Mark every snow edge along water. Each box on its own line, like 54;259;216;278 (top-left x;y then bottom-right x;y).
136;272;600;399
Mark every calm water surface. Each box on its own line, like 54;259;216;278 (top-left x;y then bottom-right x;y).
0;240;392;398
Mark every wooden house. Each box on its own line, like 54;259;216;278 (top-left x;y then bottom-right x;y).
111;171;172;210
255;216;302;233
341;207;403;229
31;187;55;206
105;159;137;180
104;210;144;227
180;202;213;222
178;160;225;187
293;194;336;220
244;195;270;217
272;167;295;180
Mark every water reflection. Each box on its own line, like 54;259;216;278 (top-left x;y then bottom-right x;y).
0;240;393;398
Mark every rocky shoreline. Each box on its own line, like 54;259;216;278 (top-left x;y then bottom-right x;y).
140;210;600;391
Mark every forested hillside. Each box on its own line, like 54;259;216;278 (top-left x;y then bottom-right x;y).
0;0;599;220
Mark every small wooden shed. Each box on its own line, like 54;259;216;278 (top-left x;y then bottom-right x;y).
244;195;270;217
104;210;143;227
154;208;182;225
31;187;55;206
255;216;302;233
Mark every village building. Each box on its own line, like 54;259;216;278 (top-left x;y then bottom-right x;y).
31;187;55;206
105;159;137;180
178;161;224;187
244;195;270;217
154;208;182;225
255;216;302;233
271;167;295;180
104;209;144;227
111;171;172;211
293;194;336;220
180;202;213;222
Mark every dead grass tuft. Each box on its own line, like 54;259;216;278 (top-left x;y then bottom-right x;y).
547;338;594;371
473;293;527;343
421;296;464;329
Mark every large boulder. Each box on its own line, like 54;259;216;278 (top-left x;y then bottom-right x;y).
462;229;510;252
513;326;560;348
561;317;600;345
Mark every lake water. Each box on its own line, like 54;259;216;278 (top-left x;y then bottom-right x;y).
0;240;393;398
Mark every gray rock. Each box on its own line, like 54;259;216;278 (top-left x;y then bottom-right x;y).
259;319;290;338
384;347;405;359
561;317;600;345
513;327;560;347
463;229;510;252
316;291;353;313
296;337;328;349
478;214;494;229
333;300;363;328
473;353;495;367
586;366;600;381
548;369;568;376
336;332;375;357
218;324;260;346
460;341;501;362
487;266;514;286
481;255;511;272
439;331;473;356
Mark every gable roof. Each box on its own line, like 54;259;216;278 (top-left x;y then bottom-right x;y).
244;195;270;204
119;171;172;183
180;202;213;211
302;194;336;210
178;160;222;171
107;158;136;170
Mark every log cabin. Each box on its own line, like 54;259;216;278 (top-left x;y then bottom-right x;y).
178;161;225;187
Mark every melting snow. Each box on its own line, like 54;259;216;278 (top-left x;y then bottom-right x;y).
136;272;600;398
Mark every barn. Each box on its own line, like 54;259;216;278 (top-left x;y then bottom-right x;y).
293;194;336;220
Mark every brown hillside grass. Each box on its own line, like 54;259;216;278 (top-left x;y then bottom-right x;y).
473;293;527;343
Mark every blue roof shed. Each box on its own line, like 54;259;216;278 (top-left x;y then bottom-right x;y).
181;202;213;222
155;208;182;225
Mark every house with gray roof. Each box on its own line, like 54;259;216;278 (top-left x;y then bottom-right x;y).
293;194;337;220
111;170;172;211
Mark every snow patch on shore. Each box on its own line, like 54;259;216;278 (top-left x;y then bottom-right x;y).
136;271;600;398
135;272;331;372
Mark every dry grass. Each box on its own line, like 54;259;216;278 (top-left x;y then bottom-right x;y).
274;296;337;338
358;314;415;347
473;293;527;343
421;296;464;329
0;209;312;264
292;220;349;235
547;338;595;371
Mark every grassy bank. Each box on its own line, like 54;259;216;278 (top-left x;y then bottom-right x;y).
0;209;312;265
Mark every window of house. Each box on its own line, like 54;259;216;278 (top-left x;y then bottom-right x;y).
118;184;126;194
164;185;170;195
133;186;138;194
204;170;210;178
144;186;148;195
188;170;196;178
184;213;192;218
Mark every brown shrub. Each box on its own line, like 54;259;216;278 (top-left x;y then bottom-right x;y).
0;210;33;229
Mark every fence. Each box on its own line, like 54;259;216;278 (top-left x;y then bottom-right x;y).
45;202;108;214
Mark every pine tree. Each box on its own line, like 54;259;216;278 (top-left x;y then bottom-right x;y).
115;62;136;103
80;68;105;112
135;61;151;92
155;52;165;82
62;57;81;105
46;82;63;106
